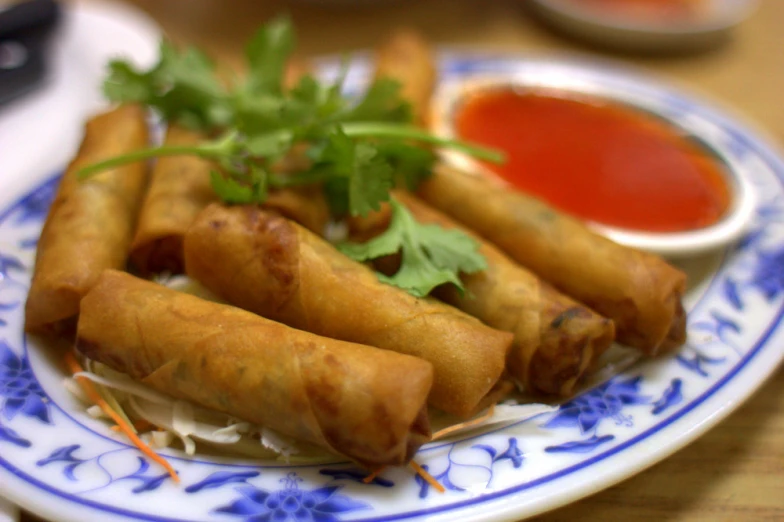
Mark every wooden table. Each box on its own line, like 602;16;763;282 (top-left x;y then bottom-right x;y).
23;0;784;520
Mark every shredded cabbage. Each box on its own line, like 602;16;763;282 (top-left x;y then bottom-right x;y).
155;273;222;301
86;404;105;419
72;362;335;461
62;377;88;402
73;371;171;405
324;220;349;243
588;345;641;385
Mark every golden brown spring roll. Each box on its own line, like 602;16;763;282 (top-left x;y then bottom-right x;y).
25;105;149;335
374;28;437;126
76;270;433;468
130;125;216;274
351;191;616;396
417;165;687;356
183;204;514;417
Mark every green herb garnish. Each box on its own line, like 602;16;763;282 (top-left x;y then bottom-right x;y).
339;197;487;297
79;16;502;297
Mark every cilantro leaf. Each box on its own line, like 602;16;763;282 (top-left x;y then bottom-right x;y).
245;130;292;159
244;15;295;95
375;141;434;189
102;41;230;130
209;156;268;204
339;198;485;296
341;78;412;123
379;251;463;298
210;171;255;204
155;44;231;128
103;61;152;102
348;143;394;217
323;176;350;217
232;93;289;135
319;129;394;217
418;224;487;274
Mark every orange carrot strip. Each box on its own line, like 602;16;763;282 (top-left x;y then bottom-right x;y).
110;425;121;432
363;467;385;484
409;461;444;493
65;352;180;483
431;404;496;441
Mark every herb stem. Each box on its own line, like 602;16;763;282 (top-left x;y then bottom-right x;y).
76;145;225;180
341;123;505;164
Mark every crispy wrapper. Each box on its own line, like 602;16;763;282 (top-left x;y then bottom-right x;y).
264;185;330;235
76;270;434;468
130;126;217;274
417;165;687;356
374;28;437;126
184;204;514;417
351;191;616;396
24;105;149;335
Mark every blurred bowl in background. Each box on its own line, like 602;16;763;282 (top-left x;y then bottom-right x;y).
527;0;759;53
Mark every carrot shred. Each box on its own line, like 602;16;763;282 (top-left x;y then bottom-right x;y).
431;404;496;441
110;425;121;432
65;352;180;483
363;467;385;484
409;461;444;493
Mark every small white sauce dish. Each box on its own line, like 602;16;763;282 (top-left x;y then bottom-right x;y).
429;69;757;258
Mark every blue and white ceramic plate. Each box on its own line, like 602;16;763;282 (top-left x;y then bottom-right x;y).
2;3;784;522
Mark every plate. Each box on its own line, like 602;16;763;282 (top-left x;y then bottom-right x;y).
2;4;784;522
528;0;759;52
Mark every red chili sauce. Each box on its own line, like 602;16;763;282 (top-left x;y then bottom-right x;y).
455;89;731;233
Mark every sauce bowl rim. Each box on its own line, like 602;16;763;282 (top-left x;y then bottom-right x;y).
430;72;757;258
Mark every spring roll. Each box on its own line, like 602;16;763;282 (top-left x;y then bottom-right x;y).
374;28;437;126
351;191;616;396
76;270;433;468
417;164;687;356
25;105;149;335
183;204;514;417
129;126;217;274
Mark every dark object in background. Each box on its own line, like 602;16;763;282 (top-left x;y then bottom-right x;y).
0;0;61;105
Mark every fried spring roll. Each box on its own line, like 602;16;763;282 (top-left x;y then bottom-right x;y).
76;270;433;468
374;28;437;126
351;192;616;396
130;126;216;274
25;105;149;335
417;165;687;356
183;204;514;417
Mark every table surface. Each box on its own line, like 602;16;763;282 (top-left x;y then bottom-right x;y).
22;0;784;520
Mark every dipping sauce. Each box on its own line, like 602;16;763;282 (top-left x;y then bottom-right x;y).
455;89;731;232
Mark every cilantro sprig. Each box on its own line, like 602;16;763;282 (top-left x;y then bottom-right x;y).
78;16;502;297
339;197;487;297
